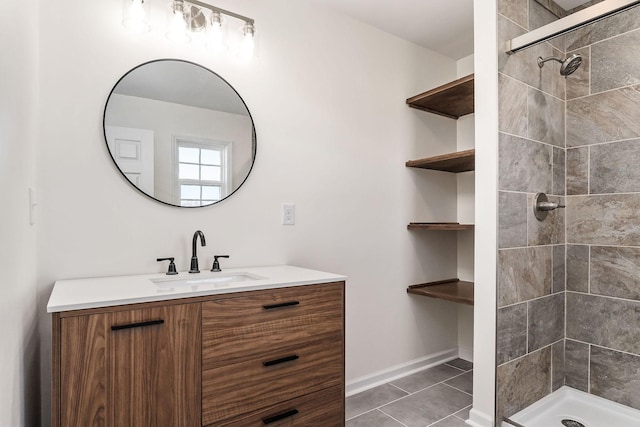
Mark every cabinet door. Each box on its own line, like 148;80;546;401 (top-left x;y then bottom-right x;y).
59;313;109;427
110;303;201;427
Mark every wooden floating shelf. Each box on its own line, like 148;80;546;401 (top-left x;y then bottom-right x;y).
406;149;475;173
406;74;474;119
408;223;474;231
407;279;474;306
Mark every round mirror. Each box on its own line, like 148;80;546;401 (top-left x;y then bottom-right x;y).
103;59;256;207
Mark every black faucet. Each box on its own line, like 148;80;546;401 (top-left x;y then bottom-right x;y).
189;230;206;273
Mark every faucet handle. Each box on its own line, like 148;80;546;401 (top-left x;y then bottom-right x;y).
157;257;178;275
211;255;230;272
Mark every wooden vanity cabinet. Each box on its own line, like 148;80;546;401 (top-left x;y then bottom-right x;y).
52;281;345;427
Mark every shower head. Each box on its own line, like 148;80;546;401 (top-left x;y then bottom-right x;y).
537;53;583;77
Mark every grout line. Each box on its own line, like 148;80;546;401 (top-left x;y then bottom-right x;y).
587;245;591;294
565;289;640;305
388;382;410;394
499;71;565;103
453;405;473;421
377;410;410;427
567;337;640;359
499;129;565;150
566;136;640;150
444;362;467;372
588;344;592;393
441;382;473;397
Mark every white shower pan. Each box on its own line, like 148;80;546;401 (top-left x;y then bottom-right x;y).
502;387;640;427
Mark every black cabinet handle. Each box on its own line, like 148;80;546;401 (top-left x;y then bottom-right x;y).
262;409;299;424
263;301;299;310
111;319;165;331
262;355;299;367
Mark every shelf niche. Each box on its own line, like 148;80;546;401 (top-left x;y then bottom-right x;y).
406;74;474;119
406;149;475;173
407;279;474;306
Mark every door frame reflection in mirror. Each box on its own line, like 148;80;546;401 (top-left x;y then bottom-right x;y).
103;58;256;208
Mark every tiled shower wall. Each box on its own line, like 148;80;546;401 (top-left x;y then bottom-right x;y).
564;7;640;411
496;0;566;420
496;0;640;421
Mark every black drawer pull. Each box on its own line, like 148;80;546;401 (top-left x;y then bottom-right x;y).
262;409;299;424
263;355;299;367
111;319;165;331
263;301;300;310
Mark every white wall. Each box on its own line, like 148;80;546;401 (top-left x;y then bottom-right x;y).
456;54;475;362
469;1;499;426
0;0;40;425
35;0;465;422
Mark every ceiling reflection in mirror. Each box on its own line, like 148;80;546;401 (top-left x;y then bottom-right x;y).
103;59;256;207
533;0;604;29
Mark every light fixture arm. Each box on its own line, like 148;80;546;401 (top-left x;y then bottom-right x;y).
186;0;254;25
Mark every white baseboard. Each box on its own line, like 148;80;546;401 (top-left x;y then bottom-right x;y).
466;407;493;427
459;345;474;362
345;348;459;397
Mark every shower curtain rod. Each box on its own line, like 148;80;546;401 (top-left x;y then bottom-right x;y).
506;0;640;54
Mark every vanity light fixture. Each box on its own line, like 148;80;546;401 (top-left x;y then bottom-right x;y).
166;0;191;44
122;0;150;33
122;0;256;59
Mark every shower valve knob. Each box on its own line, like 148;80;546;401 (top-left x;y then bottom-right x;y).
534;192;565;221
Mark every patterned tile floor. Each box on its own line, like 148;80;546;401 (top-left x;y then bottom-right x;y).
346;359;473;427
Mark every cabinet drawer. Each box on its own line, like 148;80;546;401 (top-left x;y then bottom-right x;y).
207;385;344;427
202;282;344;366
202;335;343;425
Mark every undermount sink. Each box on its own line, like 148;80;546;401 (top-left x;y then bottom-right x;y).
152;272;265;289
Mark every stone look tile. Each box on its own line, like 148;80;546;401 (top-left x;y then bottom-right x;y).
499;74;528;137
499;133;552;193
591;346;640;410
590;139;640;194
389;364;465;394
565;6;640;51
528;194;564;246
346;383;408;419
566;194;640;246
445;371;473;395
446;358;473;371
552;147;565;196
591;246;640;300
566;147;588;195
567;85;640;147
499;15;526;74
566;292;640;355
499;16;564;99
553;245;565;293
592;28;640;93
529;0;564;52
566;245;589;293
528;293;564;351
552;340;565;391
346;409;404;427
380;383;472;427
499;0;528;29
528;88;565;147
566;47;590;100
498;303;527;365
499;191;528;249
564;339;589;392
497;347;552;420
499;246;552;307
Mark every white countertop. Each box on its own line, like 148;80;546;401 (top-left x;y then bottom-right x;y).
47;265;346;313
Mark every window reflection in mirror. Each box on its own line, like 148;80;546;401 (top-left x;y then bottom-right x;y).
103;59;256;207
